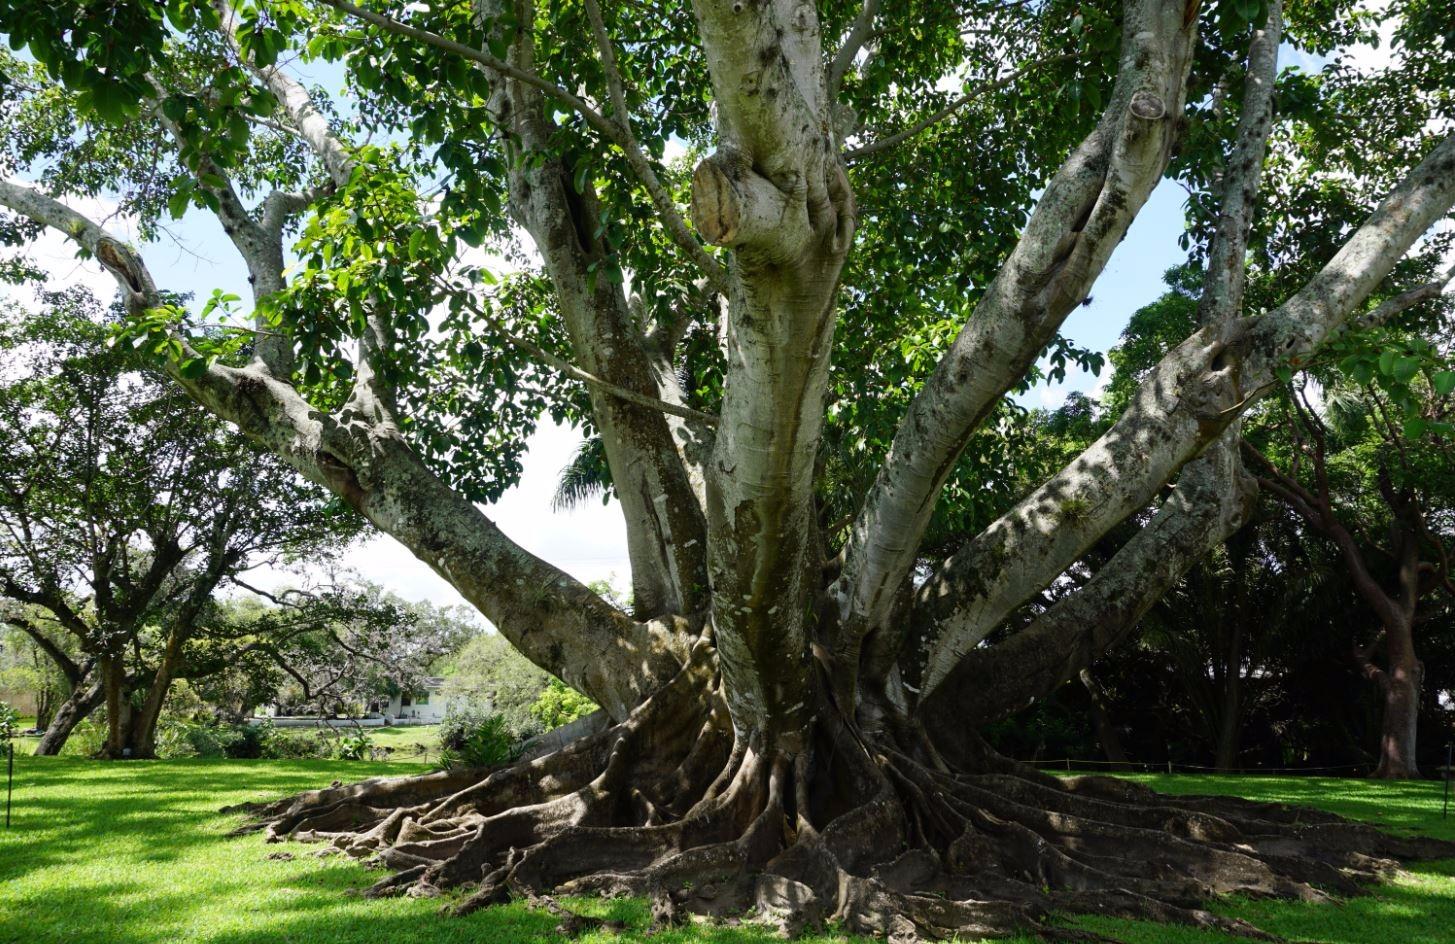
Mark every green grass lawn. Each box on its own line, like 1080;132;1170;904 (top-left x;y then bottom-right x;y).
366;724;440;759
10;714;39;753
1;756;1453;944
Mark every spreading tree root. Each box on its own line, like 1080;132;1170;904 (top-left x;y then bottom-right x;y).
231;651;1455;942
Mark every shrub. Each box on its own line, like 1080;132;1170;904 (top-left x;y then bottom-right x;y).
154;719;271;759
437;706;514;770
334;731;372;761
529;679;599;731
262;728;333;759
0;702;18;742
225;722;268;759
61;718;107;757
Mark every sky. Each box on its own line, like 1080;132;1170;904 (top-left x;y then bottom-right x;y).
3;175;1191;614
3;4;1428;617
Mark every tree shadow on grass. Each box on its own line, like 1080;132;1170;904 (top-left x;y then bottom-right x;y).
0;756;426;882
6;760;1454;944
1071;859;1455;944
1115;774;1455;842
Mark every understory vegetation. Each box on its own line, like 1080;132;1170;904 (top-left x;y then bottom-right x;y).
1;758;1453;944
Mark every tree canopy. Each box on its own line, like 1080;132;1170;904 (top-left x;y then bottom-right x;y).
2;0;1454;937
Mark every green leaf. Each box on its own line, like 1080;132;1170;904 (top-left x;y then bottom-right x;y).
161;96;187;123
1391;356;1420;383
1403;417;1427;440
167;189;192;220
1378;349;1397;376
179;357;210;380
1433;370;1455;397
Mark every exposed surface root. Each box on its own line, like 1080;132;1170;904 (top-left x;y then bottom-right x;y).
232;653;1455;941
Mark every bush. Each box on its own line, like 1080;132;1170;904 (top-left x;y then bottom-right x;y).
529;679;599;731
153;719;271;759
437;706;514;770
0;702;18;742
333;731;372;761
61;717;107;757
262;728;334;759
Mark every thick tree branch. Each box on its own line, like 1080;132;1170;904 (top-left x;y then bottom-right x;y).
934;443;1257;727
0;178;689;720
214;0;351;187
828;0;879;97
921;6;1285;719
3;615;84;684
146;77;294;374
465;0;709;618
1197;0;1282;324
907;130;1455;702
832;0;1199;690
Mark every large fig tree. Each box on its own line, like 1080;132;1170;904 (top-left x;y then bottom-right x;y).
2;0;1454;936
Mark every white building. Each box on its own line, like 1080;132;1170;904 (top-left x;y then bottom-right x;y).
383;677;465;724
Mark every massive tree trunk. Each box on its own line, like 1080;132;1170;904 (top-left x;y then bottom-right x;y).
8;0;1455;937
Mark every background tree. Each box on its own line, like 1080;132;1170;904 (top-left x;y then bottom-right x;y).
0;290;361;757
1244;341;1455;778
0;618;70;730
1;0;1454;936
259;586;480;717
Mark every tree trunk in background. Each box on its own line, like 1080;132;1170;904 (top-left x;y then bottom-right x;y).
1079;668;1130;770
1214;623;1245;772
33;679;103;756
97;654;161;760
1372;618;1422;779
124;631;185;760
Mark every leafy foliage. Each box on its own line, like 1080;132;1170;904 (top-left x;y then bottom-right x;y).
437;706;514;770
530;679;599;731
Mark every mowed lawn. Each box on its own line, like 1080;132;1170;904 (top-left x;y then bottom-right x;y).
2;757;1455;944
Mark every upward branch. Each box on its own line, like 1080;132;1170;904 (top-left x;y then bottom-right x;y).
924;0;1286;724
831;0;1200;689
316;0;725;288
0;178;688;720
908;129;1455;703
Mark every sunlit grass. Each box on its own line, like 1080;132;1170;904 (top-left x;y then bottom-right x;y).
1;756;1453;943
365;724;440;757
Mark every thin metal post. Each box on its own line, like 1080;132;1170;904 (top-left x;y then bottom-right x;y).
1444;742;1452;820
5;741;12;829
